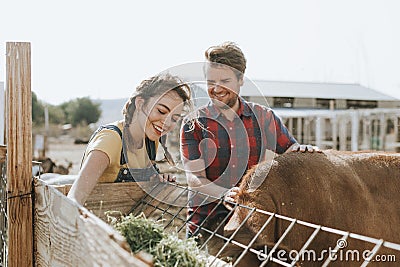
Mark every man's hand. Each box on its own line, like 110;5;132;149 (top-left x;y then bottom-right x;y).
291;143;322;153
151;173;176;183
223;187;240;210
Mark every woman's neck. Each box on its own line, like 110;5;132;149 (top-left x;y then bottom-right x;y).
125;119;144;149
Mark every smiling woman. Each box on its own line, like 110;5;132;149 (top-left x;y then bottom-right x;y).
67;73;192;205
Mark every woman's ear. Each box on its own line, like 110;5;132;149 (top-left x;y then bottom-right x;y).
135;97;144;109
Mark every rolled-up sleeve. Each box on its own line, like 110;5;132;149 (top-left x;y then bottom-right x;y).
180;120;202;161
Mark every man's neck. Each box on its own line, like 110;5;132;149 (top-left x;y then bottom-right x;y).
220;99;240;121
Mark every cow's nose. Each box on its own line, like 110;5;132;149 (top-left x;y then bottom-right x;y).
223;226;236;237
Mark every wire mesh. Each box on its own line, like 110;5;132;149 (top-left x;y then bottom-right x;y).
128;181;400;267
0;157;7;267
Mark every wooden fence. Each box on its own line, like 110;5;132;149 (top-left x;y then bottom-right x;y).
277;108;400;152
34;178;151;266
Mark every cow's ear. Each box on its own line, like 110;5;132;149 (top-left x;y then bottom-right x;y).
224;209;243;235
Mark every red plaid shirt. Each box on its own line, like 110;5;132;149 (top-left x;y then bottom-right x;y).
181;98;297;234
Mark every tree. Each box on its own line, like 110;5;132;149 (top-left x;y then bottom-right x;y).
32;91;45;125
32;93;102;127
62;97;101;126
48;105;66;124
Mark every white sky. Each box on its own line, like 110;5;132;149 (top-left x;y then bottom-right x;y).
1;0;400;105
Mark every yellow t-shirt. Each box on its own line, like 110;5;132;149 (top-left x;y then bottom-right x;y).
82;121;152;183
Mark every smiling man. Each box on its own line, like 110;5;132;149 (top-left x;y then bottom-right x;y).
180;41;319;238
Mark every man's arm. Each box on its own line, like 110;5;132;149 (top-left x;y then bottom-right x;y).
183;158;230;199
180;120;229;199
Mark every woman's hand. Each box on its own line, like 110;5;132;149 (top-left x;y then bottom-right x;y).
158;173;176;183
223;186;240;210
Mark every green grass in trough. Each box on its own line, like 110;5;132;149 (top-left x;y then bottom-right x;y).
111;213;208;267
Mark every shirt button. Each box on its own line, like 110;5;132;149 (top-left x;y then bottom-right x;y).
229;127;233;130
231;145;234;148
232;165;236;168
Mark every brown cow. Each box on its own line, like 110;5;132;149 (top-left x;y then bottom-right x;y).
203;150;400;266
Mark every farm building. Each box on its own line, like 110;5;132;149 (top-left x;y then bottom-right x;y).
242;80;400;109
237;80;400;152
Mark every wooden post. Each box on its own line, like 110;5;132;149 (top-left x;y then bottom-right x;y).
372;117;378;149
351;110;359;151
297;117;303;143
331;116;338;150
379;113;386;151
339;116;347;150
6;42;33;267
288;118;293;134
0;145;5;265
303;118;310;144
393;116;399;149
315;116;322;148
0;84;4;144
360;111;371;151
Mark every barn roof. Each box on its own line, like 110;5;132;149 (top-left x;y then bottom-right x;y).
241;80;399;101
273;107;400;118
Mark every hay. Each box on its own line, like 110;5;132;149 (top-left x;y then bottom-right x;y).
152;234;207;267
112;213;207;267
112;213;164;254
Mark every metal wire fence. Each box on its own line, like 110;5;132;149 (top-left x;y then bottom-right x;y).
129;182;400;267
0;157;7;267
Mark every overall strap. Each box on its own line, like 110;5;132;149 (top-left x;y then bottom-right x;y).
99;125;126;165
93;125;157;165
84;124;158;168
145;138;157;161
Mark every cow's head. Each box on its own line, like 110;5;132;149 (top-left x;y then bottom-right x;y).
225;158;276;233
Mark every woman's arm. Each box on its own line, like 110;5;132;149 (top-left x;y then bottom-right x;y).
67;150;109;205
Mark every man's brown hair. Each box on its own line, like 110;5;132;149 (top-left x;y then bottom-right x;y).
205;41;247;79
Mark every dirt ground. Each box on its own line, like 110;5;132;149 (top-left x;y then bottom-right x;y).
46;136;87;175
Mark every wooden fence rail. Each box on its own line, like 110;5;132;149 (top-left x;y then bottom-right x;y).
34;178;150;267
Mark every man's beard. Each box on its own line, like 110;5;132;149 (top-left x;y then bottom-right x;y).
212;96;238;110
